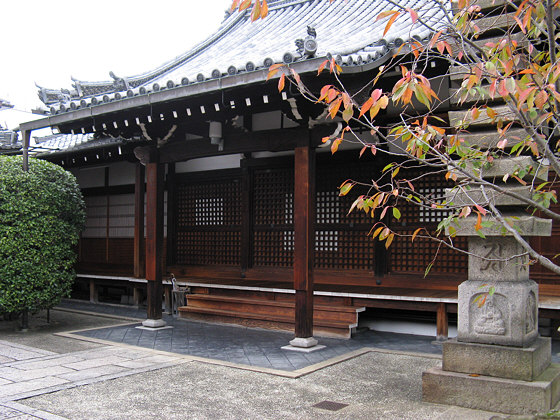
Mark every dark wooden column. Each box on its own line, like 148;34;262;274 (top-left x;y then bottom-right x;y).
293;140;315;339
145;160;165;323
240;159;253;276
134;163;145;278
166;162;176;268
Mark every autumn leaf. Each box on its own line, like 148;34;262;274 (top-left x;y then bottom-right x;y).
406;7;418;23
278;72;285;92
411;227;422;242
385;233;395;248
339;181;354;196
261;0;268;18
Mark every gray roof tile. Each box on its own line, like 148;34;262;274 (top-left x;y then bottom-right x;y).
41;0;447;113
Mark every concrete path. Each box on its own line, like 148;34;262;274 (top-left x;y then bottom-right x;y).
0;304;518;419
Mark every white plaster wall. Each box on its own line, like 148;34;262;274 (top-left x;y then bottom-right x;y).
175;154;242;173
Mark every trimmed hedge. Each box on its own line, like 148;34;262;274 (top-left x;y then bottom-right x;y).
0;156;85;315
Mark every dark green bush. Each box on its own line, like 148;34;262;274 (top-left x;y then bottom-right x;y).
0;156;85;315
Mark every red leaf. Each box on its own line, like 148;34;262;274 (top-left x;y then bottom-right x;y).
406;8;418;23
475;204;487;216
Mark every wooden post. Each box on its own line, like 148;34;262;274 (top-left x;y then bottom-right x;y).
89;279;98;303
166;163;176;268
134;163;145;278
436;302;448;341
144;160;166;327
240;160;253;276
22;130;31;172
293;142;315;340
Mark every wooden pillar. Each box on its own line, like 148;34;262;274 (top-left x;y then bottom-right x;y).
89;279;98;303
436;302;448;341
293;142;315;339
240;160;253;276
134;164;145;278
166;163;176;268
145;160;165;325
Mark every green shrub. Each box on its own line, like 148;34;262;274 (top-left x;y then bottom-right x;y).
0;156;85;315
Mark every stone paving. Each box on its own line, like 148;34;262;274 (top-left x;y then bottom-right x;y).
0;339;188;419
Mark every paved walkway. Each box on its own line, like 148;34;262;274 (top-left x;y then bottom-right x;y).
0;300;552;419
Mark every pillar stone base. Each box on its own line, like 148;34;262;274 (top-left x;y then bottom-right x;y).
423;364;560;415
141;318;167;328
281;336;325;353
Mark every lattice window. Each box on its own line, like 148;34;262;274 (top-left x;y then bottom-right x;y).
253;167;294;267
175;177;241;266
417;186;449;223
195;197;224;226
389;168;467;274
390;231;468;274
82;196;107;238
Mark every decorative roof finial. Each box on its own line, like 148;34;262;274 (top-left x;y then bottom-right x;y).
295;25;317;58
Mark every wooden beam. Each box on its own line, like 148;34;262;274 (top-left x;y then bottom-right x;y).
134;163;145;278
145;161;164;321
293;139;315;338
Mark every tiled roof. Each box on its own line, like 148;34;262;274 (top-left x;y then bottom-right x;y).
31;133;139;156
40;0;446;114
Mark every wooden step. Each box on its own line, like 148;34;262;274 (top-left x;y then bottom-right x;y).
186;294;364;324
179;293;365;338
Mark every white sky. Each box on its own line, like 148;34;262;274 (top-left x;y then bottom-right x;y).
1;0;232;113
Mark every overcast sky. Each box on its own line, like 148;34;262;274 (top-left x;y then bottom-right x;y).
1;0;232;112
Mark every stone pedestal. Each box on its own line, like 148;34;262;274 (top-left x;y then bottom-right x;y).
458;279;538;347
281;336;326;353
422;154;556;414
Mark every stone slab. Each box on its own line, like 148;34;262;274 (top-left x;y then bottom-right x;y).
468;236;529;282
422;363;560;415
448;214;552;237
450;156;548;182
457;279;538;346
446;185;532;207
442;337;551;381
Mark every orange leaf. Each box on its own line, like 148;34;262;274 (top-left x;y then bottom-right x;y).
359;97;374;118
329;98;342;119
331;137;342;154
278;73;285;92
411;227;422;242
261;0;269;18
475;212;482;231
428;30;442;49
317;60;328;75
376;10;399;21
383;12;400;37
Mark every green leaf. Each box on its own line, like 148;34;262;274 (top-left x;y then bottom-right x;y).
392;207;401;220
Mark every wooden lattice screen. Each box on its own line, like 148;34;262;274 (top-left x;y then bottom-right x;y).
175;177;242;265
389;170;468;274
253;167;295;267
314;162;378;270
251;160;379;269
